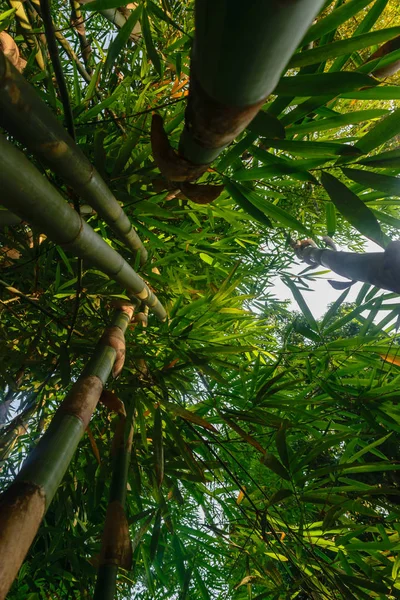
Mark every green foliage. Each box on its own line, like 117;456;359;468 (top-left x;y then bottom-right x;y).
1;0;400;599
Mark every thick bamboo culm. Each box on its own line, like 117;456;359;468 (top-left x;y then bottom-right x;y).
0;304;134;600
0;53;147;264
298;241;400;294
178;0;325;165
0;134;166;321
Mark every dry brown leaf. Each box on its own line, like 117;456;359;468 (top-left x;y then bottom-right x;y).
380;354;400;367
86;426;101;464
0;32;26;72
179;181;224;204
151;113;207;182
166;401;219;433
100;389;127;416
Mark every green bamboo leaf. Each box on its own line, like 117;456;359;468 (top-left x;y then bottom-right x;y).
301;0;374;45
224;179;273;228
153;406;164;488
275;427;290;469
342;167;400;197
356;107;400;153
341;86;400;100
325;202;336;236
321;288;351;329
251;138;360;158
142;7;162;76
289;27;400;68
246;111;285;139
358;147;400;168
371;208;400;229
82;0;128;9
283;278;319;332
104;5;142;74
59;345;71;388
217;133;257;172
286;109;388;136
293;319;321;342
275;72;377;97
149;509;162;561
261;452;290;481
267;488;293;507
321;171;389;247
233;181;313;235
348;432;392;463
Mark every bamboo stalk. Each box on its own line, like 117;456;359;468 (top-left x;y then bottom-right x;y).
9;0;46;70
0;53;147;264
178;0;325;165
94;408;134;599
69;0;93;74
0;133;166;321
0;304;134;600
296;241;400;294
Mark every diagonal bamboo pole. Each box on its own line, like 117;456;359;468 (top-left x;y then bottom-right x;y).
0;303;134;600
0;133;166;321
178;0;325;168
0;53;147;264
295;240;400;294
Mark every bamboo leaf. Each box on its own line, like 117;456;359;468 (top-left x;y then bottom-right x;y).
275;72;377;97
104;5;142;74
290;27;400;68
301;0;374;45
224;180;272;227
358;147;400;169
261;453;290;481
342;167;400;197
247;111;285;139
232;181;313;235
356;107;400;153
321;171;389;247
283;278;319;332
286;109;388;136
325;202;337;236
142;7;162;76
153;406;164;488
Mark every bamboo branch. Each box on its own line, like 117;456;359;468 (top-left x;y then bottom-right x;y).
0;54;148;264
9;0;45;70
0;133;166;321
0;304;134;600
69;0;93;74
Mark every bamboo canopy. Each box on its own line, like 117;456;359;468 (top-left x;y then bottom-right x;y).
0;133;167;321
178;0;325;166
0;53;147;264
296;241;400;294
0;304;134;600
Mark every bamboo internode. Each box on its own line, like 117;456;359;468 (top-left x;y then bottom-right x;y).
0;134;166;321
178;0;325;165
0;52;147;264
0;306;133;600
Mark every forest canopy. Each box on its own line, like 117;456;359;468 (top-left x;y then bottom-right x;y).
1;0;400;599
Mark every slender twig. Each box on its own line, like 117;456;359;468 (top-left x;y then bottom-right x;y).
39;0;75;139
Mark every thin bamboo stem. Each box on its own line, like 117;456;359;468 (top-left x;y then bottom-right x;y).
9;0;45;70
0;54;147;264
0;133;166;321
40;0;75;139
178;0;325;165
69;0;93;73
0;304;134;600
94;412;134;599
